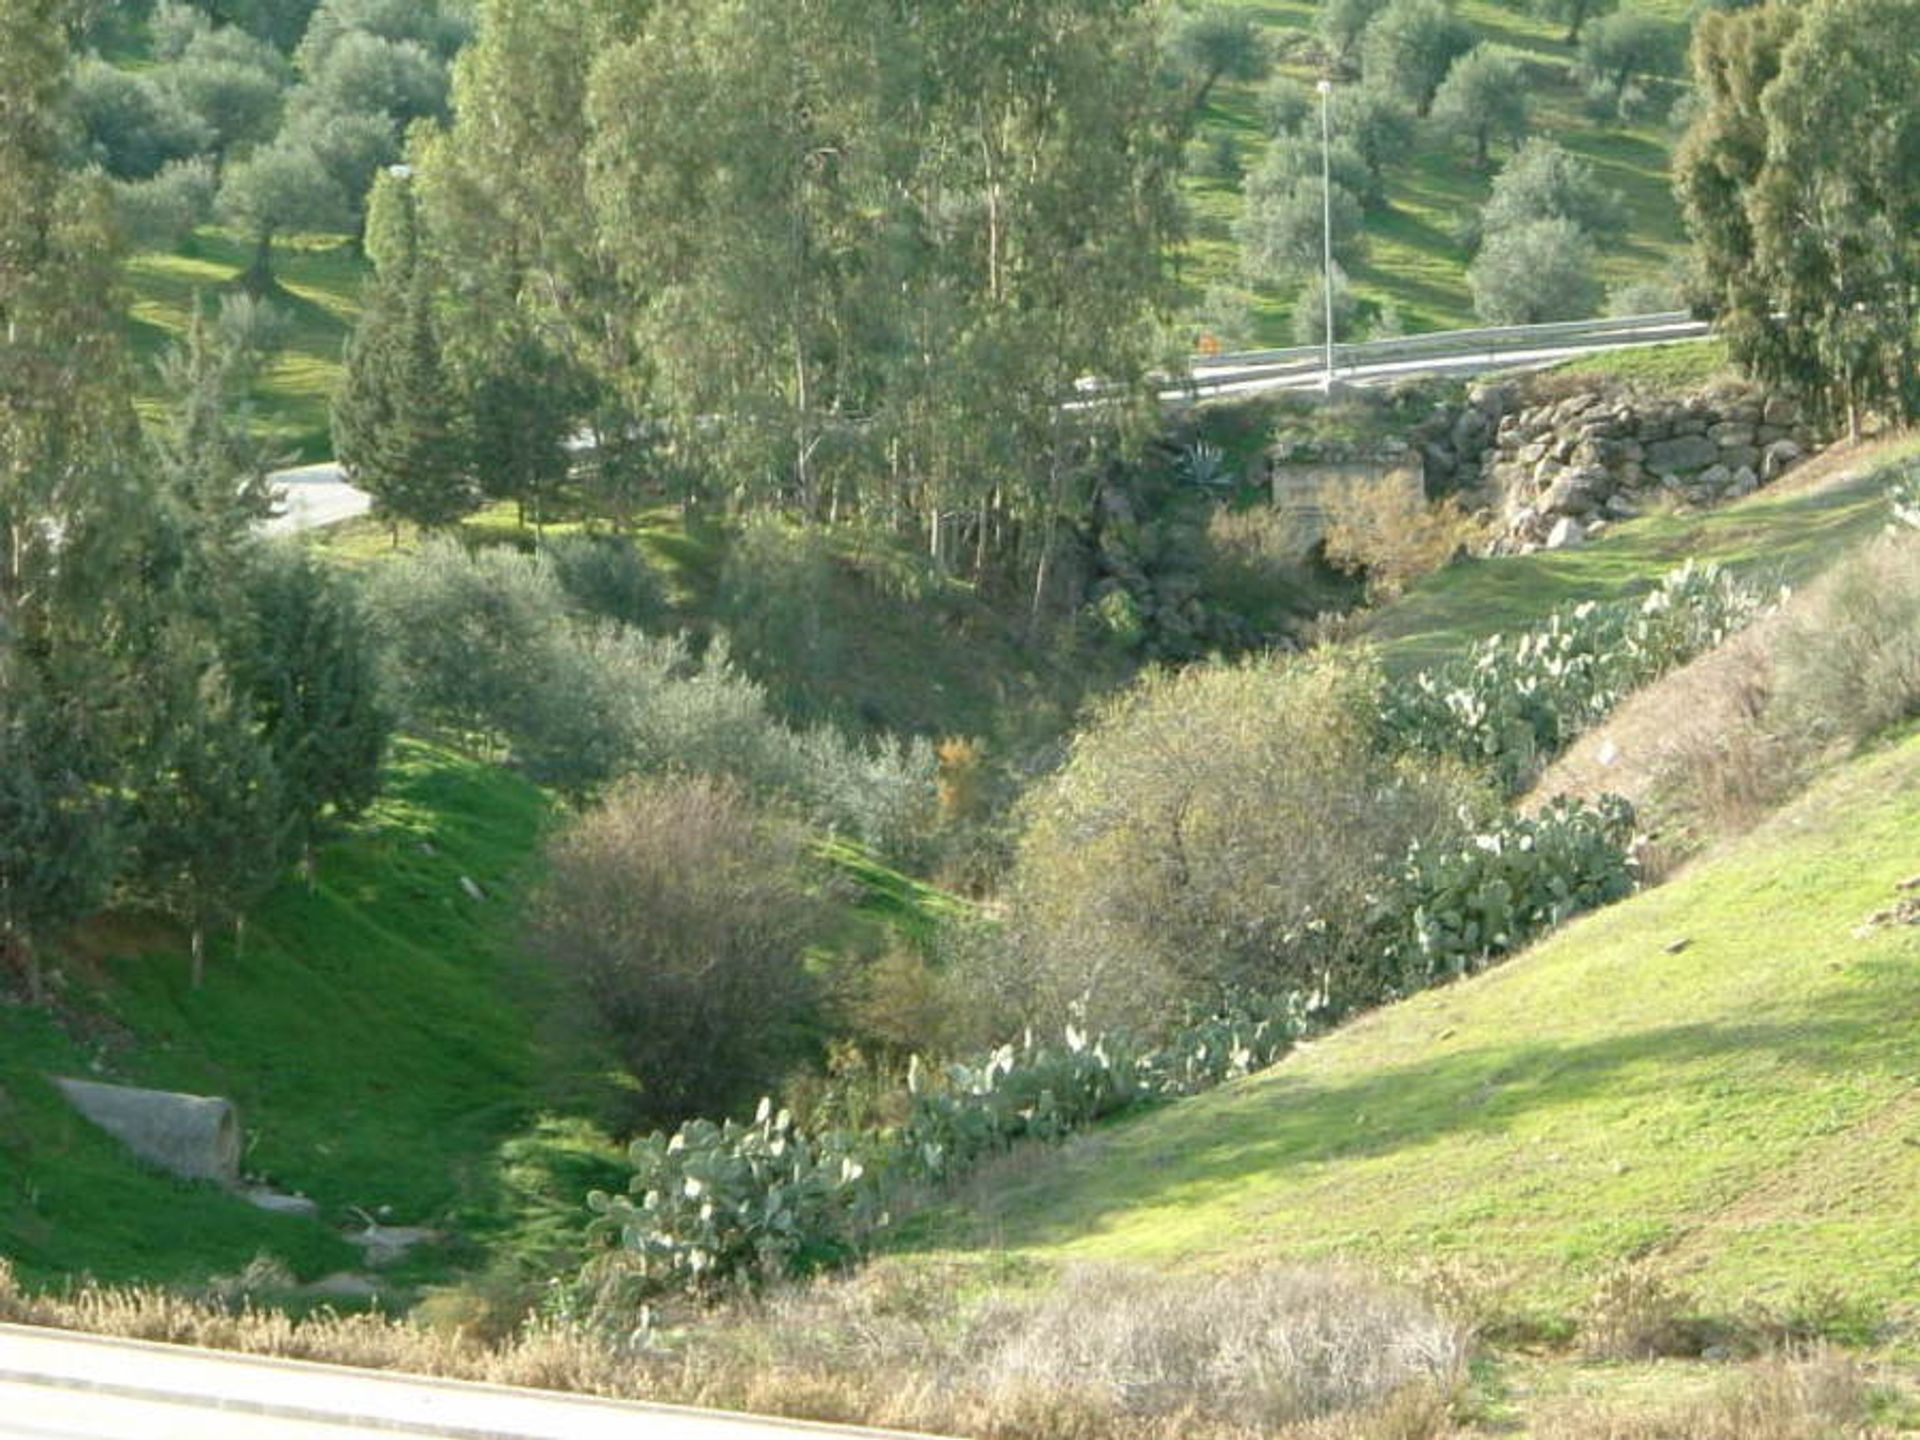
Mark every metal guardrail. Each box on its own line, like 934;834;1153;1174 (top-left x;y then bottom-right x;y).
1174;311;1710;396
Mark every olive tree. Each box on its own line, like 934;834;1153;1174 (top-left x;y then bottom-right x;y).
1010;653;1483;1033
530;775;825;1125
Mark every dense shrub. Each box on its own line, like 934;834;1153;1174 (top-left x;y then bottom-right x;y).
540;533;667;631
1769;529;1920;749
1362;796;1638;996
361;541;936;851
532;775;826;1126
1381;561;1768;792
1010;652;1489;1033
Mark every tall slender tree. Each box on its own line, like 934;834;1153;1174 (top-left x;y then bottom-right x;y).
332;184;477;539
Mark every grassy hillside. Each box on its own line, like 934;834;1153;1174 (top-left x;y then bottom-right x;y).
0;741;549;1287
904;720;1920;1331
1364;434;1920;672
1188;0;1694;340
127;230;364;464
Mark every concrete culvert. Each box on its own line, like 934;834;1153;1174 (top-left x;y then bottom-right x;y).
53;1078;241;1185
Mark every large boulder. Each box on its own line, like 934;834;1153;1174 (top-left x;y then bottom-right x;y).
1645;433;1720;475
55;1077;240;1185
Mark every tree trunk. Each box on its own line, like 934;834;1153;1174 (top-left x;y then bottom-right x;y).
190;925;205;989
243;230;275;296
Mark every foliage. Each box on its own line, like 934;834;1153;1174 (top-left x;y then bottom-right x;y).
1468;217;1600;324
1381;561;1769;791
1320;475;1477;599
1239;164;1364;282
69;54;211;180
1576;12;1681;116
1530;0;1618;42
1291;263;1360;345
1430;45;1528;169
1009;652;1485;1033
1481;137;1627;241
532;775;825;1127
1358;0;1474;116
1167;4;1271;113
215;135;349;289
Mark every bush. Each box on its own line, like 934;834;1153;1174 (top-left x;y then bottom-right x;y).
532;775;826;1126
1468;217;1600;325
1382;561;1767;792
1010;652;1487;1032
1319;474;1477;600
540;533;667;631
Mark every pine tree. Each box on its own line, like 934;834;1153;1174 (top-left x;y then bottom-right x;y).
132;633;289;988
331;192;477;540
153;294;284;568
230;544;390;876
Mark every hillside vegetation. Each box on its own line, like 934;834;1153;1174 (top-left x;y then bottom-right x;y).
0;742;546;1287
906;718;1920;1324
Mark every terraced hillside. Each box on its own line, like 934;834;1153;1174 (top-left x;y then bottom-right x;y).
1188;0;1696;339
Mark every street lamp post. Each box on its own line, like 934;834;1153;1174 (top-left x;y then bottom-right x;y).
1317;78;1335;390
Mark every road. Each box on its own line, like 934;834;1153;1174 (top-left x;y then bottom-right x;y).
1175;312;1712;400
262;314;1712;533
0;1325;936;1440
263;461;370;536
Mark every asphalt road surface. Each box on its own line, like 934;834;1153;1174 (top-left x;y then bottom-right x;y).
264;462;371;536
0;1325;936;1440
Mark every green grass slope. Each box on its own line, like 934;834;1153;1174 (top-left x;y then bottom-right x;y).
1365;434;1920;672
127;230;365;463
907;724;1920;1325
0;740;549;1287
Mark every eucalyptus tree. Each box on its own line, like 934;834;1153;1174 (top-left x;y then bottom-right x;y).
1677;0;1918;434
422;0;1182;601
0;0;166;1000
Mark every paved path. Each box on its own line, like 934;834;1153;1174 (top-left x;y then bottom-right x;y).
0;1325;937;1440
263;462;371;536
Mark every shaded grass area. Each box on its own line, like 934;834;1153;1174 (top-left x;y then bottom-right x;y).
0;741;549;1287
1190;0;1694;342
1363;434;1920;672
127;229;365;464
899;724;1920;1325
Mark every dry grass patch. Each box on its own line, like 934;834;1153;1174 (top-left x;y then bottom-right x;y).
0;1257;1464;1440
1533;1348;1886;1440
1531;524;1920;852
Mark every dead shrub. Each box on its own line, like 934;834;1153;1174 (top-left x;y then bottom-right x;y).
0;1257;1464;1440
1534;1347;1878;1440
1320;477;1478;601
1770;529;1920;751
1579;1263;1707;1361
